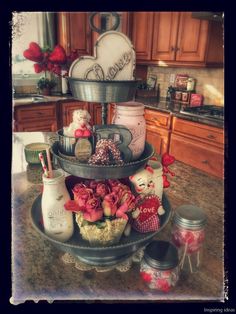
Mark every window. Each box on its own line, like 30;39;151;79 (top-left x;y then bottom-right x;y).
12;12;45;86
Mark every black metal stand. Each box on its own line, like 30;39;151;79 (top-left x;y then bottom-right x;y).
101;102;108;125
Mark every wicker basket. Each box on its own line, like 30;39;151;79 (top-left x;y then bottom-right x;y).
75;212;128;247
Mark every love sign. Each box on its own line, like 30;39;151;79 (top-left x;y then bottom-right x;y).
69;31;136;81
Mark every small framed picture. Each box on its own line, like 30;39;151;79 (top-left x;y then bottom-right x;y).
175;74;189;90
147;75;157;90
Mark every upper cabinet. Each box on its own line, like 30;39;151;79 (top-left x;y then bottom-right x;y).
57;12;92;56
57;12;130;57
131;12;223;67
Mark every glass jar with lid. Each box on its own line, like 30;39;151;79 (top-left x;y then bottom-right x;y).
140;240;179;292
171;204;207;273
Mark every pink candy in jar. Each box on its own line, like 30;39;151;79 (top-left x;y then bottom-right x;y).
171;204;207;273
140;241;179;292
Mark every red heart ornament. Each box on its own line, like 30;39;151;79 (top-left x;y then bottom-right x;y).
48;45;67;64
132;194;160;233
162;153;175;167
23;42;43;62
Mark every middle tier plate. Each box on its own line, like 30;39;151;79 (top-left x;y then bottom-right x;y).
51;141;154;179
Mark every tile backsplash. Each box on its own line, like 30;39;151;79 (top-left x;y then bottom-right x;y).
147;66;224;106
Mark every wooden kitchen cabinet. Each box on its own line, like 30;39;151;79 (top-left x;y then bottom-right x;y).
57;12;92;56
131;12;223;67
57;12;130;57
169;116;224;178
14;103;58;132
144;108;171;155
90;103;102;125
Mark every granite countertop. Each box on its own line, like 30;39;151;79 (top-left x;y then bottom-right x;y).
13;94;75;106
11;132;224;304
13;94;223;128
136;96;224;128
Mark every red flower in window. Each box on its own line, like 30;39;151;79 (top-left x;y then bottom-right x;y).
23;42;79;77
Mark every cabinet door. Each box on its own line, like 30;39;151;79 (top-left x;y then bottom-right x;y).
14;103;58;132
169;133;224;178
131;12;154;60
16;121;57;132
61;101;89;127
152;12;179;61
176;12;209;62
90;103;102;125
146;126;170;155
57;12;92;55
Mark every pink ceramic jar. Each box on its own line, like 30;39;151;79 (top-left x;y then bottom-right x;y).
112;102;146;161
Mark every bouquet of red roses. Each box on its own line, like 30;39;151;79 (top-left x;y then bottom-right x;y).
64;179;136;246
23;42;78;76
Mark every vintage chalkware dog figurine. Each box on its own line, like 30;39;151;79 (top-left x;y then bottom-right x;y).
63;109;92;138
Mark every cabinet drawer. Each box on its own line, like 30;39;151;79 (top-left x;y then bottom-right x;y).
169;133;224;178
172;117;224;145
145;109;171;129
15;104;57;122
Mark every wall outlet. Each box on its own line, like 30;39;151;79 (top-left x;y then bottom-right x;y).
170;73;176;84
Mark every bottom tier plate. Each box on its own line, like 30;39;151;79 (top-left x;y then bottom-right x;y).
30;193;172;267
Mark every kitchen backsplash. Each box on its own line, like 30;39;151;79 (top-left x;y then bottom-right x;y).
147;66;224;106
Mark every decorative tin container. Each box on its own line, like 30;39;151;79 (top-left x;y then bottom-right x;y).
140;240;179;291
171;204;207;273
68;78;139;103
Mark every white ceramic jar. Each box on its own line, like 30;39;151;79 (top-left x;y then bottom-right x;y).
112;102;146;161
41;169;74;242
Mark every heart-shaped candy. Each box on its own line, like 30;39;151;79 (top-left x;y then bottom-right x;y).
23;42;43;62
48;45;67;64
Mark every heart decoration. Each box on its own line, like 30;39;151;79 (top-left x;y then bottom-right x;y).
69;31;135;81
23;42;43;62
132;194;161;233
48;45;67;64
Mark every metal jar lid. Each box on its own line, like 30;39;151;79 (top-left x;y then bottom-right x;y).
173;204;207;230
144;240;179;270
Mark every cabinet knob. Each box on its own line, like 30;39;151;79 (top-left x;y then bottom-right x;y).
207;134;216;139
171;46;175;52
175;47;180;52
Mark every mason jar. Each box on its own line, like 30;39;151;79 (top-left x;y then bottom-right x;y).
140;240;179;292
112;102;146;161
171;204;207;273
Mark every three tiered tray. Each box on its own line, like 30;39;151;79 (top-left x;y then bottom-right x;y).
30;79;172;267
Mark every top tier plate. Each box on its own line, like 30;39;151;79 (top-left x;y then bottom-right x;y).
68;78;139;103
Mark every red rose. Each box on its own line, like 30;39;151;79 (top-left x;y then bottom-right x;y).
140;271;152;283
102;192;119;217
83;197;103;222
64;200;80;212
107;179;120;188
96;183;110;199
73;184;93;211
